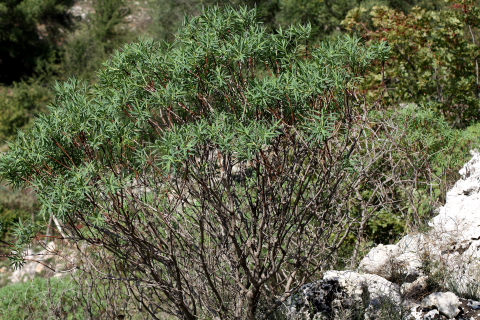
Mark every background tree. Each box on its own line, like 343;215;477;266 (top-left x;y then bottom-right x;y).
343;0;480;127
0;0;132;145
276;0;447;38
60;0;132;80
0;0;74;84
147;0;279;41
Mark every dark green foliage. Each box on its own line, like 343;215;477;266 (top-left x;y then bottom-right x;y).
277;0;361;34
335;103;469;267
147;0;279;41
276;0;447;38
0;183;38;245
343;0;480;127
60;28;108;80
91;0;131;42
60;0;132;80
362;104;465;243
0;0;132;147
0;0;73;83
0;277;70;320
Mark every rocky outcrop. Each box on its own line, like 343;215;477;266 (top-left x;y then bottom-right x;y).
290;151;480;319
289;271;402;319
360;151;480;294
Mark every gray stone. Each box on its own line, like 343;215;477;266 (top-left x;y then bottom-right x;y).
289;270;401;319
359;244;402;280
421;292;461;318
323;270;401;306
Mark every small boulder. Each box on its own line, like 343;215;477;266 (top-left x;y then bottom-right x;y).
288;270;401;319
421;292;461;319
359;244;402;281
323;270;401;306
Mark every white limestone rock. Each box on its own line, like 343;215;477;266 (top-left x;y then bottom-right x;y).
430;150;480;244
421;292;461;318
396;251;424;282
359;242;424;282
358;244;402;280
424;151;480;294
10;242;57;283
288;270;401;319
323;270;402;306
361;151;480;298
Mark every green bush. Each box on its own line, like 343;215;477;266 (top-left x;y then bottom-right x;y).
0;183;38;243
60;0;132;80
335;103;469;266
91;0;130;43
0;0;133;146
276;0;447;38
363;104;468;241
0;277;73;320
343;0;480;127
60;27;109;80
146;0;279;41
0;6;395;319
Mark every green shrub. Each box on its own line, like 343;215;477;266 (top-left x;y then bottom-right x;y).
276;0;447;38
91;0;131;43
0;277;73;320
0;183;38;243
60;27;108;80
0;6;395;319
60;0;132;81
343;0;480;127
366;104;466;231
146;0;279;41
336;103;469;266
